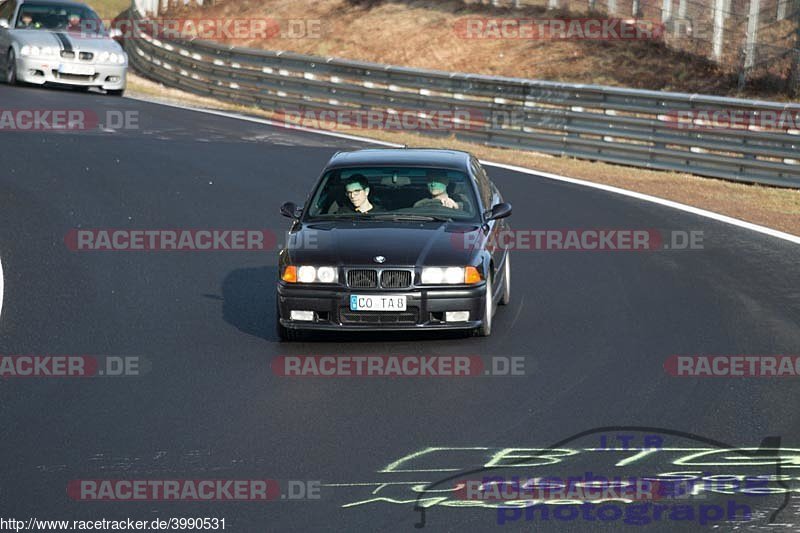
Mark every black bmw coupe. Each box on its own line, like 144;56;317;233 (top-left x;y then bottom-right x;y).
276;148;512;340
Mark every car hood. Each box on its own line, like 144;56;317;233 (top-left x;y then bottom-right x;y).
13;30;123;53
285;221;483;266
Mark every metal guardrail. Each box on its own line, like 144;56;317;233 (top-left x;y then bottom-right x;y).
123;6;800;188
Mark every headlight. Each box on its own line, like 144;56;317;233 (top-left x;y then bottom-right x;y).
316;266;336;283
421;267;444;284
421;266;481;284
444;267;464;284
42;46;59;56
21;45;41;57
297;266;316;283
101;52;126;65
282;265;338;284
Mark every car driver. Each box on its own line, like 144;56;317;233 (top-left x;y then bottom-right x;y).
414;170;459;209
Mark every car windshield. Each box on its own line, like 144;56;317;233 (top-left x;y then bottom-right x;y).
306;166;479;221
15;3;104;34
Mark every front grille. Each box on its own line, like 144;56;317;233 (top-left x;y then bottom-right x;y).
52;71;96;81
61;51;75;59
347;269;378;288
347;268;413;288
340;307;419;325
380;270;412;288
79;51;93;61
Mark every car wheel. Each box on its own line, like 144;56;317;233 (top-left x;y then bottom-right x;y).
107;89;125;97
6;49;17;85
475;270;493;337
499;254;511;305
276;301;301;341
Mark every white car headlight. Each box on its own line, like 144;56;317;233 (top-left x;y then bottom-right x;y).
421;267;445;284
21;45;41;57
421;266;481;284
116;52;127;64
42;46;59;56
316;266;336;283
444;267;465;284
294;265;338;284
297;265;317;283
98;51;110;63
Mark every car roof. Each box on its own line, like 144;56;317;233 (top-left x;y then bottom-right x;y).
325;149;472;172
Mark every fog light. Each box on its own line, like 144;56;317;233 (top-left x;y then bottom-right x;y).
445;311;469;322
107;76;120;82
290;310;314;321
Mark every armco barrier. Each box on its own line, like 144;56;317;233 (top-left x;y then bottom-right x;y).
123;5;800;188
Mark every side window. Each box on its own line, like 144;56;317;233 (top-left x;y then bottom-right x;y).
470;158;492;209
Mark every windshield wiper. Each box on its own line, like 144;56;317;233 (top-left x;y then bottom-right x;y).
371;213;452;222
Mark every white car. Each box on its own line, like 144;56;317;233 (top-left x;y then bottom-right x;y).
0;0;126;94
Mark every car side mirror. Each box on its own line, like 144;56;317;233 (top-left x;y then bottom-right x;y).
280;201;301;219
0;19;9;29
484;202;512;221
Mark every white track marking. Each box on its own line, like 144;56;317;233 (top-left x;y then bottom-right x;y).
487;162;800;245
128;96;800;244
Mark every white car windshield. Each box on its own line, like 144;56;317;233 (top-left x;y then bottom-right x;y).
15;3;104;34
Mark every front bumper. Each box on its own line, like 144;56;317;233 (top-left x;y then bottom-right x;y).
277;282;487;331
15;56;127;89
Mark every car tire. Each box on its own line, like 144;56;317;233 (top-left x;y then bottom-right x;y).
107;89;125;97
6;49;18;85
499;254;511;305
475;270;493;337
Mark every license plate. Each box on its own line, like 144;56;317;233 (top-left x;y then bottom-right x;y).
350;295;407;311
59;64;95;75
